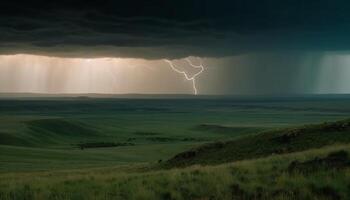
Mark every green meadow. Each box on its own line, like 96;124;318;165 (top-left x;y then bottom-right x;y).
1;144;350;200
0;96;350;199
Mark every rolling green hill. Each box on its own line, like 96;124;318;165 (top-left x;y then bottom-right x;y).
1;116;350;199
166;119;350;167
1;144;349;200
26;119;98;137
1;98;350;199
0;118;98;147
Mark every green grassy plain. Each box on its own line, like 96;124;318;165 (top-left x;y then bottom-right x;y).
0;96;350;199
1;97;349;172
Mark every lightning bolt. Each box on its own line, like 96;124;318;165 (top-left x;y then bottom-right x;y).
164;57;205;95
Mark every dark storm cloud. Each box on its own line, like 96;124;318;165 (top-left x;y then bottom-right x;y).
1;0;350;59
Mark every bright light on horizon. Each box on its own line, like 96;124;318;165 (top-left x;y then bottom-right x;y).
0;54;201;94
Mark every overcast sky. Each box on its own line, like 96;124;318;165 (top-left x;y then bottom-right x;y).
0;1;350;94
1;0;350;58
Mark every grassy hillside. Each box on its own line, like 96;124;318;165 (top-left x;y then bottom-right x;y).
0;118;99;147
166;119;350;167
1;144;349;200
26;119;98;137
3;97;349;172
1;118;350;199
1;97;350;199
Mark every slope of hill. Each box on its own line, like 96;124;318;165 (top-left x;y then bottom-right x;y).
0;118;99;147
1;115;350;199
166;119;350;167
1;144;349;200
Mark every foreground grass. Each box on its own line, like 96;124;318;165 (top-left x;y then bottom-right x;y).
1;144;349;200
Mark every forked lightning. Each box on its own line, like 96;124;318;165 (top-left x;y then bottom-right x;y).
164;58;205;95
